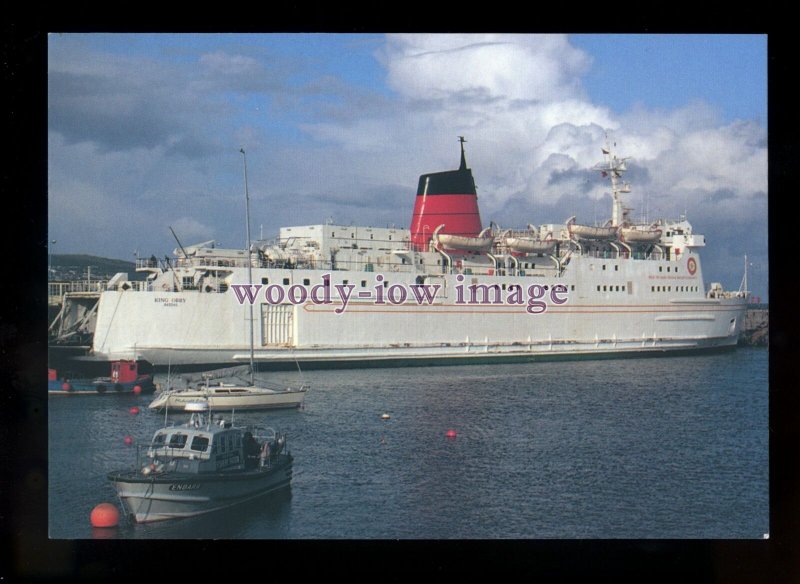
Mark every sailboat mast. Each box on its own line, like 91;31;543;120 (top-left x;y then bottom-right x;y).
240;148;255;385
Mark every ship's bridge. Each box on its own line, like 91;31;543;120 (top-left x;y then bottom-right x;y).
661;220;705;249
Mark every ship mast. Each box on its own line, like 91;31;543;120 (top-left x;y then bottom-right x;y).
240;148;255;386
594;138;631;227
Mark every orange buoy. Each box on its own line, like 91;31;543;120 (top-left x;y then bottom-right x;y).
123;435;133;446
445;429;457;438
90;503;120;528
61;382;72;392
132;385;142;395
129;406;140;415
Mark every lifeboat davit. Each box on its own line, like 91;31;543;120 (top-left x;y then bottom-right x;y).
566;216;618;241
503;225;557;254
433;225;494;251
618;225;662;243
504;237;557;254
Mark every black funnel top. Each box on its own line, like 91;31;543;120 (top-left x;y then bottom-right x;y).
416;137;477;196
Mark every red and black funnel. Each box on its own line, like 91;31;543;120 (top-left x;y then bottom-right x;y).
409;137;484;250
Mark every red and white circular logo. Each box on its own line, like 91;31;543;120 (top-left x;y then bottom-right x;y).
687;257;697;275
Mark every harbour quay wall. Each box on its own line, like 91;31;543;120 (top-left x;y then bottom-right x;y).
740;306;768;347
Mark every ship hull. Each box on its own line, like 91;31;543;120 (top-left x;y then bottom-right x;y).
108;455;293;523
118;340;741;372
85;255;748;369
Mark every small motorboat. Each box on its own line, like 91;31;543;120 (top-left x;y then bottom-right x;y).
48;360;155;395
107;401;293;523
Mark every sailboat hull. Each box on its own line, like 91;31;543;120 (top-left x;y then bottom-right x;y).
148;385;306;411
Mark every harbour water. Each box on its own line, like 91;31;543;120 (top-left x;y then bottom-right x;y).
48;347;768;539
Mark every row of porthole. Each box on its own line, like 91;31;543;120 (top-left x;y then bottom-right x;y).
598;265;680;274
651;285;699;292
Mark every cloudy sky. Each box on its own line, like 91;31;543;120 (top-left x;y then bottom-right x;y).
47;33;768;300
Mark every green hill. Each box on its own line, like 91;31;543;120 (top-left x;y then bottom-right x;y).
50;254;147;281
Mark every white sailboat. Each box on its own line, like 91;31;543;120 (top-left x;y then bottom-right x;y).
148;149;307;412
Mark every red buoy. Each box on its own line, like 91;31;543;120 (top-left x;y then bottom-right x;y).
129;406;140;415
132;385;142;395
123;435;133;446
90;503;120;528
61;382;72;392
445;429;457;438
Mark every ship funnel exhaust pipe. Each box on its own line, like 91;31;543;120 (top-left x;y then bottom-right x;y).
409;137;484;250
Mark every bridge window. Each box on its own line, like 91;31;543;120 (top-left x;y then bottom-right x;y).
168;434;187;449
190;436;209;452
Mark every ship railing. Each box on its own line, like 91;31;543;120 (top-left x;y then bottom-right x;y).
48;280;112;303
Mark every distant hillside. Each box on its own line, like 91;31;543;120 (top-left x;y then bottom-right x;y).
50;254;147;281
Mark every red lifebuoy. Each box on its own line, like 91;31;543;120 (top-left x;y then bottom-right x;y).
687;257;697;275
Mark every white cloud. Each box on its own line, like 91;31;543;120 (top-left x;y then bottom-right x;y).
381;34;591;102
199;51;260;75
47;33;768;297
303;34;767;227
169;217;216;244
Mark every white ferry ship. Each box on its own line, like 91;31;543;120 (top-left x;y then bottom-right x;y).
52;139;749;369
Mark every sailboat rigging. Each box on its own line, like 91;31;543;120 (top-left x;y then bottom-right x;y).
147;148;307;412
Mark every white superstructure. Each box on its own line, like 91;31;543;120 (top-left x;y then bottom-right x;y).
58;141;749;369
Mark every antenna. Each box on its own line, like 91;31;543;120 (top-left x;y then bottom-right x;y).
458;136;468;170
240;148;255;386
169;226;190;259
739;254;750;295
